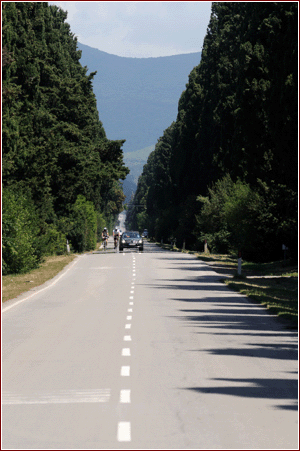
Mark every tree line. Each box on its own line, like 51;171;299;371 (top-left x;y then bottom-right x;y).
126;2;298;262
2;2;129;274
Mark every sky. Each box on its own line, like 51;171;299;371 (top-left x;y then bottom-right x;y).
48;1;212;58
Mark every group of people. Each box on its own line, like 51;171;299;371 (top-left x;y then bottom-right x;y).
101;227;121;250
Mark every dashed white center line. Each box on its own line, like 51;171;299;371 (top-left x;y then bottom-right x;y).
118;422;131;442
120;389;131;403
121;366;130;376
117;264;136;444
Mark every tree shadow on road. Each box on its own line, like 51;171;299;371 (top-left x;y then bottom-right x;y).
183;377;298;411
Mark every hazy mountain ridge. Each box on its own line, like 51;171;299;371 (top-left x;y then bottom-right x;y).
124;145;155;164
121;145;155;200
78;43;202;198
78;43;201;152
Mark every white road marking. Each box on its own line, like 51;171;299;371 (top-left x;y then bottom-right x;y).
124;335;131;341
121;366;130;376
122;348;131;356
2;389;110;405
118;422;131;442
130;291;134;294
2;257;80;313
128;308;133;312
126;316;132;320
129;302;134;305
120;389;131;403
125;324;131;329
90;267;115;269
129;296;134;299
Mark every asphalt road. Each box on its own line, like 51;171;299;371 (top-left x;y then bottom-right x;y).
2;240;298;449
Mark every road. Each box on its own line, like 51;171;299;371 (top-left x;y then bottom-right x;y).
2;240;298;449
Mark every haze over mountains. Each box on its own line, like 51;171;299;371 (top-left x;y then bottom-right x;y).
78;43;201;198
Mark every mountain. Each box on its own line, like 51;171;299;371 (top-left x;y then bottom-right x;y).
78;43;201;152
122;145;155;200
77;43;201;198
123;145;155;183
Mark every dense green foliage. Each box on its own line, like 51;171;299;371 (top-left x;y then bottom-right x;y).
69;195;97;252
2;2;128;274
127;2;298;262
2;187;40;274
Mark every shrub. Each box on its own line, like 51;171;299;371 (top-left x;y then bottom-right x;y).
68;195;97;252
2;187;40;274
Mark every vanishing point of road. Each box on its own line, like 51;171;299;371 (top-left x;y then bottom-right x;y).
2;240;298;449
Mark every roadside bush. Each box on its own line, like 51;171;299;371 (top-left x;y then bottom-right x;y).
195;175;291;262
195;175;234;253
39;223;68;256
2;187;40;274
68;195;97;252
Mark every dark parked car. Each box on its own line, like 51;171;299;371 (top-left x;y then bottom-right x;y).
119;231;143;252
142;229;148;238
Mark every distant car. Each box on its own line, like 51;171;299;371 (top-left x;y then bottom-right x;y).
142;229;148;238
119;231;143;252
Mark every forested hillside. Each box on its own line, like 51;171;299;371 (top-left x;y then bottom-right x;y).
77;44;202;200
77;43;202;154
127;2;298;262
2;2;128;274
122;145;155;200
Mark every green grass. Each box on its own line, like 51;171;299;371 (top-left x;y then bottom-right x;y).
156;241;298;328
225;275;298;327
196;253;237;265
2;243;106;303
2;254;78;303
201;255;298;328
242;259;298;276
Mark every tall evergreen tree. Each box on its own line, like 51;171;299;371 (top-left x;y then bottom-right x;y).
128;2;298;259
2;2;129;271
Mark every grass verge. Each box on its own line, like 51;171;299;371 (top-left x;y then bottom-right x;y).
199;254;298;328
224;274;298;328
156;241;298;328
2;254;78;303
